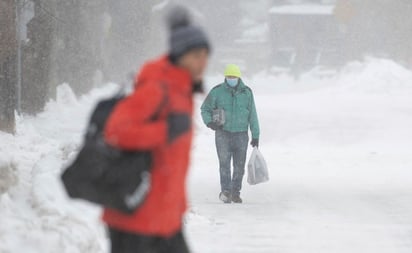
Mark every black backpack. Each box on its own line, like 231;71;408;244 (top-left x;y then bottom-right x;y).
61;94;158;214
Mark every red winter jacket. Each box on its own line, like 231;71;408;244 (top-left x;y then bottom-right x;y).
102;55;194;237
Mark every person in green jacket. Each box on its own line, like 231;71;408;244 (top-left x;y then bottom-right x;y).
201;64;260;203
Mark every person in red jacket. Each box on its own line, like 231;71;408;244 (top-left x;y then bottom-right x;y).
102;6;210;253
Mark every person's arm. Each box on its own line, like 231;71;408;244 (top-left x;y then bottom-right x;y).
249;91;260;140
104;81;168;150
200;89;216;125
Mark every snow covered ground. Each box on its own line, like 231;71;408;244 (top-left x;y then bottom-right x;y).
1;58;412;253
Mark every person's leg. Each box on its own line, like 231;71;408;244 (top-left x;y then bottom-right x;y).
231;132;248;199
109;227;159;253
215;130;232;193
162;230;190;253
109;227;124;253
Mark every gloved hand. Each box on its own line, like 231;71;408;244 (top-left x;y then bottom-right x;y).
250;138;259;147
168;113;191;142
192;80;204;93
207;122;222;131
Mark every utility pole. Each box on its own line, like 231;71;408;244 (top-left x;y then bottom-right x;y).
16;0;22;113
0;0;18;134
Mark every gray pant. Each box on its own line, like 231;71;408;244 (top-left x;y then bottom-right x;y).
215;130;249;196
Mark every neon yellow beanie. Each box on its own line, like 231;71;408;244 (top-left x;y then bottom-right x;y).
224;64;242;78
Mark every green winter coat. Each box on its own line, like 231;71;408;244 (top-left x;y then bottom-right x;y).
201;79;260;139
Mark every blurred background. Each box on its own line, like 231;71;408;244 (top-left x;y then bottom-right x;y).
1;0;412;132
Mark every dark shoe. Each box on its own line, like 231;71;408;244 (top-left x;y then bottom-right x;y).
219;191;231;203
231;195;242;203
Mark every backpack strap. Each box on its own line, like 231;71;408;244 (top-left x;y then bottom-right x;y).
149;81;168;121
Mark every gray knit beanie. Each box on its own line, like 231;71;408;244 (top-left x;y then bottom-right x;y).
166;6;211;61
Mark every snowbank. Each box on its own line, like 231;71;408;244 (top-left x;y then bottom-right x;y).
0;83;119;253
0;154;17;196
249;58;412;95
336;58;412;94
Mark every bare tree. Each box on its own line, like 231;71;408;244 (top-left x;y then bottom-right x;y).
20;0;54;114
0;0;18;133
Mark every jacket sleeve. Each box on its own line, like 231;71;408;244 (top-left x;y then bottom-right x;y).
104;81;168;150
200;89;216;125
248;91;260;139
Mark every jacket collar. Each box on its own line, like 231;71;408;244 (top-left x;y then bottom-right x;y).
136;55;192;94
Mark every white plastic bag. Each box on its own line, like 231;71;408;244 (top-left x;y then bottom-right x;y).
247;147;269;185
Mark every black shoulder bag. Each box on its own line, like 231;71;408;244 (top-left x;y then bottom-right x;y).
61;91;166;214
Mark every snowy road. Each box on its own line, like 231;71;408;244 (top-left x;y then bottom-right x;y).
187;150;412;253
188;189;412;253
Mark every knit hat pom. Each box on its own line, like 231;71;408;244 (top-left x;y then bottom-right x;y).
166;5;191;31
166;5;210;61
